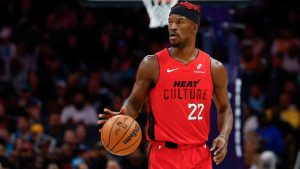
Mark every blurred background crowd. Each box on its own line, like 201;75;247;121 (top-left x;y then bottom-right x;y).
0;0;299;169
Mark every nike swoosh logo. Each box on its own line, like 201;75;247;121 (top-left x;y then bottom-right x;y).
167;68;179;73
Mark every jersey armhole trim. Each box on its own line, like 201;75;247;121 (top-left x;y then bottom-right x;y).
150;54;160;90
209;56;214;92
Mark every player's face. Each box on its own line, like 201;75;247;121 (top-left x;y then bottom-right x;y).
168;14;196;48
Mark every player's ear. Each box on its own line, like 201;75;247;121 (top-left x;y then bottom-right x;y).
192;23;198;33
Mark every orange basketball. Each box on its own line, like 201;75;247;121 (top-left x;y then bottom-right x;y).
101;115;142;156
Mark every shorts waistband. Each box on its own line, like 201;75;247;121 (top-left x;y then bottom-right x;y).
150;140;206;149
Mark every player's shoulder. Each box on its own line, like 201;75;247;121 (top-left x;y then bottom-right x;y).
138;48;167;76
143;54;157;62
210;58;224;70
140;54;158;69
210;58;228;85
137;54;159;80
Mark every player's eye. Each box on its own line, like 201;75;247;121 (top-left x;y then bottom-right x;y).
177;20;184;24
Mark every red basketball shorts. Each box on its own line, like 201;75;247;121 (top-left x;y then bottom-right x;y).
149;141;212;169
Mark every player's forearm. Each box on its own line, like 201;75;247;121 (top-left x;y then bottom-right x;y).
217;105;233;139
122;97;142;119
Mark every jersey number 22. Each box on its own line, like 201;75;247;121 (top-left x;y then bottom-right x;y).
188;103;204;120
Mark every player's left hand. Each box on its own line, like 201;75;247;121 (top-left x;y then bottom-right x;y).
210;135;228;165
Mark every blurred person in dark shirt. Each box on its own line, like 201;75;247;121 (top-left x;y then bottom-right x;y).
25;99;42;124
75;124;90;147
10;138;34;169
87;77;112;112
46;112;64;147
267;52;290;103
89;142;108;169
0;140;16;169
125;148;147;169
248;84;266;114
256;113;284;156
60;90;98;126
244;131;261;169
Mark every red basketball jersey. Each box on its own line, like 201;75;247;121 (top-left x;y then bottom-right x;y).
148;48;213;144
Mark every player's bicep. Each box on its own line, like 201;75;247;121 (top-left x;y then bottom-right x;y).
129;78;151;107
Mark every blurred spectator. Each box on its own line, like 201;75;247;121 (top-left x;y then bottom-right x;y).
0;27;17;81
240;42;265;73
26;71;41;98
10;138;35;169
72;144;90;169
0;140;16;169
60;90;98;126
25;99;42;124
283;80;298;106
15;41;37;73
102;57;123;91
258;151;278;169
0;101;11;132
46;112;64;147
256;113;284;156
248;84;266;114
242;26;266;59
75;124;89;147
63;129;77;150
66;73;80;95
267;52;290;102
47;163;60;169
125;148;147;169
112;96;122;112
62;34;80;71
17;83;40;109
9;115;32;145
46;80;69;115
243;104;259;134
282;44;300;73
46;2;78;30
278;93;300;129
61;143;73;169
87;77;112;111
89;142;108;169
265;103;298;169
271;28;300;55
78;163;89;169
34;156;47;169
244;131;261;169
106;158;122;169
32;127;56;156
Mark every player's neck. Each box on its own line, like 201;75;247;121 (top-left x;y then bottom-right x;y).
169;46;198;64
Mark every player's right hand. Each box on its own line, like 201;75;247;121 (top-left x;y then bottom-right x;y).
97;107;127;129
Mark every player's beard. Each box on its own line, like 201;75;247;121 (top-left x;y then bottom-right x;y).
170;36;190;49
170;39;185;48
170;37;181;48
170;42;179;47
169;32;180;47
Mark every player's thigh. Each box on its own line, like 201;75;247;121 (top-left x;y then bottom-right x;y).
148;146;182;169
190;145;212;169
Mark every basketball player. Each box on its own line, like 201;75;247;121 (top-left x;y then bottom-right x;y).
98;2;233;168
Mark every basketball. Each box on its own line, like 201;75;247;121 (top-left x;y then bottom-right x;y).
101;115;142;156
